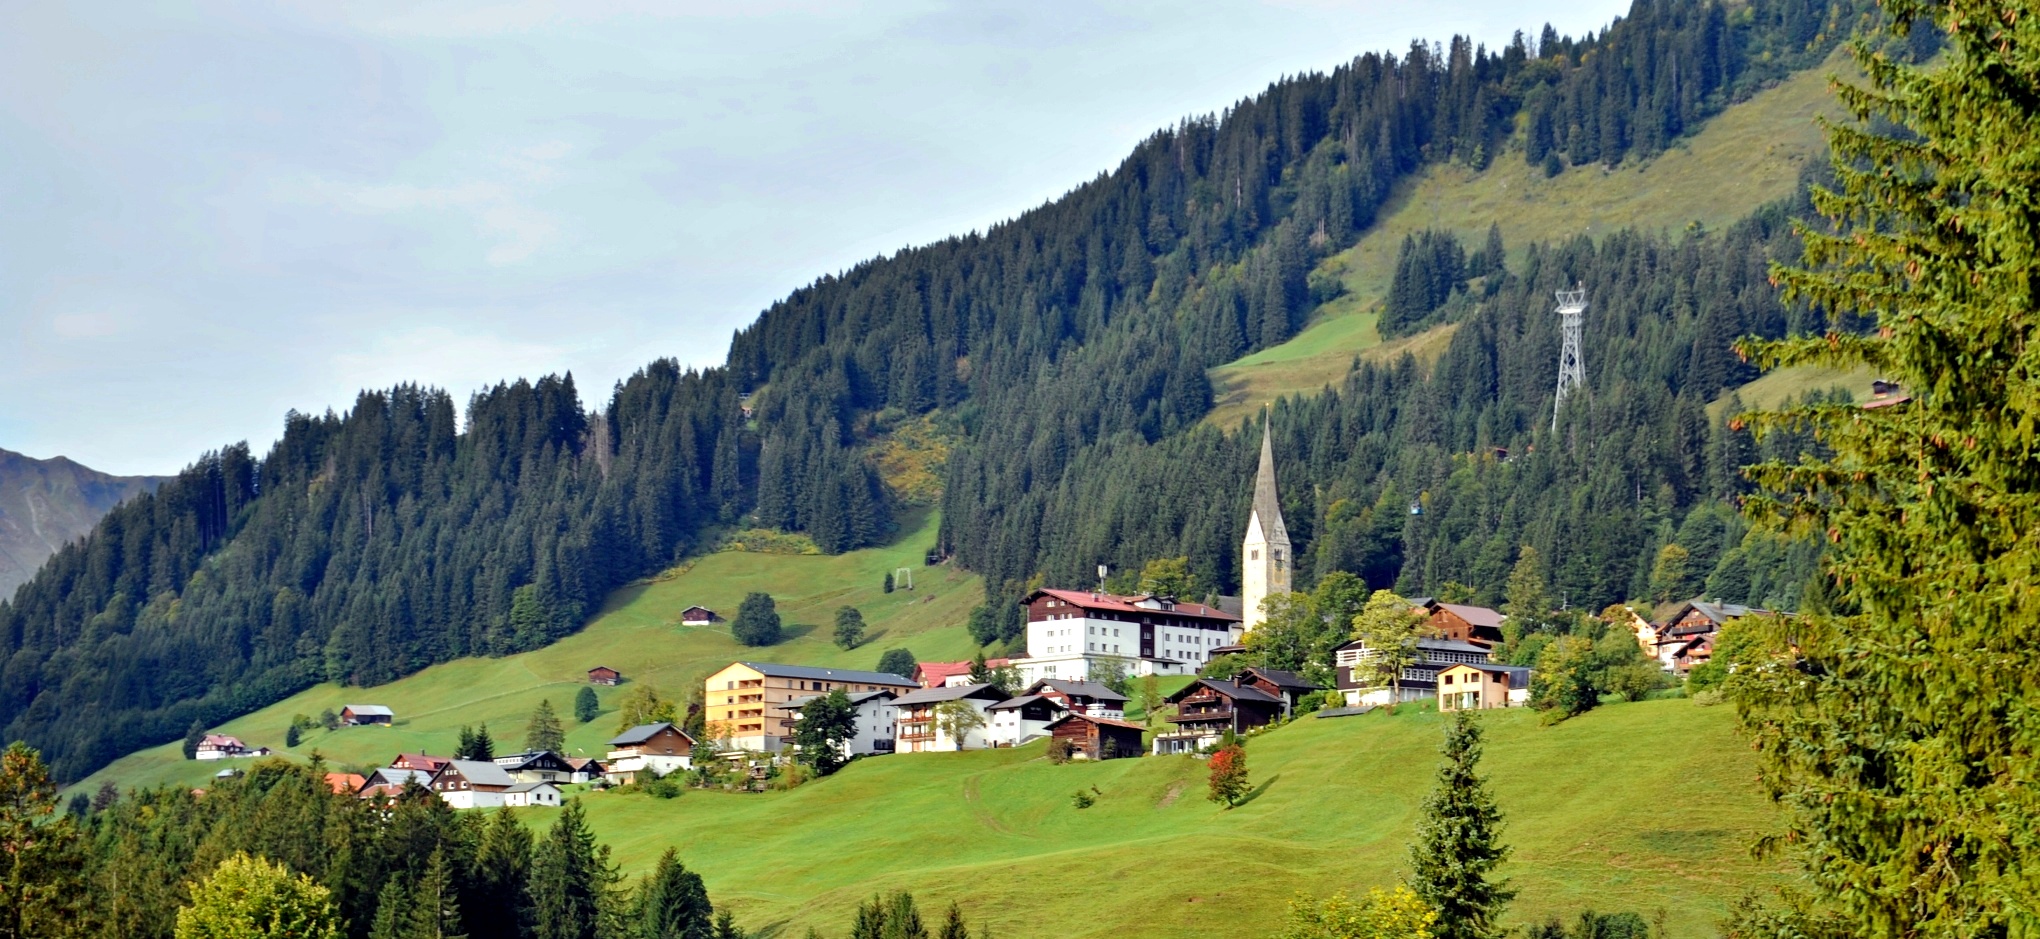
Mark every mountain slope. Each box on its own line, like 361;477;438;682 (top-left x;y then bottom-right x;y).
1206;49;1848;427
0;448;161;599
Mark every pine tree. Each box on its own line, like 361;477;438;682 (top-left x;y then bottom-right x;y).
1502;547;1553;634
469;724;495;762
183;720;205;761
635;848;712;939
470;808;534;939
713;909;746;939
1736;3;2040;935
406;848;465;939
526;699;566;754
574;686;600;724
937;902;969;939
367;880;407;939
1407;711;1514;939
0;744;84;936
528;801;614;939
882;572;894;594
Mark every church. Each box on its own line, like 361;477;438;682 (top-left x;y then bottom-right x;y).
1010;421;1286;683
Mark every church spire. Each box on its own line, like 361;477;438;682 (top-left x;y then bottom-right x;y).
1252;417;1288;545
1242;413;1292;630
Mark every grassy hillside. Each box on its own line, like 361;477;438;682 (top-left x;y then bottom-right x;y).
556;698;1774;939
1207;52;1846;428
77;508;980;794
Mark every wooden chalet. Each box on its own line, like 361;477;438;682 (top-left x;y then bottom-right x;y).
588;666;621;685
1154;678;1284;754
605;722;696;784
1416;600;1507;646
564;757;606;784
1023;678;1130;717
493;750;574;784
1046;712;1146;760
341;704;394;726
1651;599;1779;674
194;734;249;760
681;606;719;626
1232;667;1324;715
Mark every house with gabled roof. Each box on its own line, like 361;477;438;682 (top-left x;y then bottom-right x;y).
493;750;574;784
195;734;250;760
605;722;696;785
987;694;1065;747
1047;712;1147;760
1015;589;1243;684
1651;599;1782;674
587;666;621;685
703;661;919;751
1334;636;1493;707
341;705;394;726
1416;600;1507;646
681;606;719;626
1231;667;1325;716
892;683;1006;752
1023;678;1129;718
503;782;564;807
390;753;450;773
431;760;516;809
325;773;366;796
1154;678;1285;754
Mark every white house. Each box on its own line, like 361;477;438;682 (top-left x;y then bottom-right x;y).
785;689;899;757
986;694;1065;747
195;734;250;760
605;723;695;785
892;684;1007;752
502;781;564;807
1012;589;1244;684
430;760;516;809
1334;637;1494;707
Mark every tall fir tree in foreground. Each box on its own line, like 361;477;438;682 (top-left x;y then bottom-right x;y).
526;699;565;754
529;801;615;939
634;848;713;939
1738;1;2040;935
1407;711;1512;939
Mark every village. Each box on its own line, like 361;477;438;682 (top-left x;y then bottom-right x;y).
189;427;1769;809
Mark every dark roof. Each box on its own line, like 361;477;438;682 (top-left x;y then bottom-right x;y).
609;722;690;746
987;694;1063;712
1020;588;1241;624
1238;667;1323;692
891;683;1007;706
1166;678;1282;705
1337;637;1492;656
1045;712;1147;732
492;751;566;769
1429;603;1506;629
738;662;917;685
1661;600;1775;634
1251;420;1289;544
588;665;619;673
1027;679;1130;703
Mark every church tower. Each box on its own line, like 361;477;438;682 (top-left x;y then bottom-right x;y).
1242;417;1291;630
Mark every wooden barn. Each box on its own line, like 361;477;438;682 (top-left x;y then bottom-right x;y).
588;666;621;685
1046;712;1146;760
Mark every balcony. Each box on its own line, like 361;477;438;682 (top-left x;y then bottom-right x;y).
898;730;937;743
1168;708;1236;725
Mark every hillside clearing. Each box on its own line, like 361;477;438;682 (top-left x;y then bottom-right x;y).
1206;51;1845;428
77;509;980;795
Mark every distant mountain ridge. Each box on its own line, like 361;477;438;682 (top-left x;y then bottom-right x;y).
0;449;162;600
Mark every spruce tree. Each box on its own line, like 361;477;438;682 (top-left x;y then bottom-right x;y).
469;725;495;762
528;800;614;939
635;848;713;939
470;808;534;939
1407;711;1513;939
183;720;205;760
526;699;565;754
937;902;969;939
574;686;600;724
1737;2;2040;935
406;848;465;939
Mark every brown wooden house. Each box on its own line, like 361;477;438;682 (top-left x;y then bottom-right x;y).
341;704;394;726
1232;667;1324;716
1416;601;1506;646
588;666;621;685
1023;678;1130;717
1046;712;1146;760
681;606;719;626
1154;678;1283;754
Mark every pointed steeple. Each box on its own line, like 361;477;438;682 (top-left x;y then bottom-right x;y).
1252;417;1288;545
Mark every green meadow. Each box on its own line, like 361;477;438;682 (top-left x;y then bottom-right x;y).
77;508;981;793
1206;52;1845;428
560;699;1775;939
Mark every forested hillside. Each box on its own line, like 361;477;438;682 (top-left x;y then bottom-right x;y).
1;0;1888;781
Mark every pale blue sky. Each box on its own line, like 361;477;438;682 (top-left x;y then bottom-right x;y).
1;1;1628;475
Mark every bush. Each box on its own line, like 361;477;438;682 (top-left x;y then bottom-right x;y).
1071;790;1095;809
876;648;916;680
641;772;683;799
1045;738;1074;764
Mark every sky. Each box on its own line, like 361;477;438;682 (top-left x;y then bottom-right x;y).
0;0;1630;477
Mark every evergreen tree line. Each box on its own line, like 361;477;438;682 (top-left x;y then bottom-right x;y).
942;192;1839;645
8;746;738;939
0;0;1871;783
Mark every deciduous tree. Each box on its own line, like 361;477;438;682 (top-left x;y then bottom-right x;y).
1206;742;1249;808
173;854;341;939
731;593;782;647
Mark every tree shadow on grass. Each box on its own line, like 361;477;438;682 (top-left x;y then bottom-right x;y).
1233;773;1281;808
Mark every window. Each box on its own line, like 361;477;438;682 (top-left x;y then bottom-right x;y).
1250;550;1260;560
